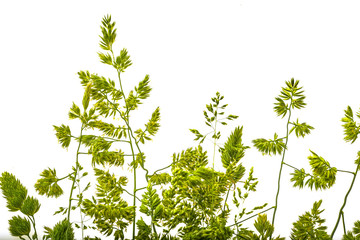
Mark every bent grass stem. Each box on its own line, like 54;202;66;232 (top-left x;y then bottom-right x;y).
330;164;359;238
67;124;84;222
272;105;292;229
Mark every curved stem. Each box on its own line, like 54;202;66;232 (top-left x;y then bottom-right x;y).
228;206;275;227
114;67;138;240
67;124;84;223
330;164;359;238
337;169;355;175
272;106;292;227
76;170;84;240
341;211;346;235
28;215;38;240
222;184;232;212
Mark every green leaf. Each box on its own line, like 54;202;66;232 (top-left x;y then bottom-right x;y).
34;168;64;198
227;114;238;120
189;129;204;142
92;151;125;167
69;102;81;119
343;220;360;239
149;173;171;185
99;15;117;51
135;75;152;100
115;48;132;72
136;218;152;240
275;78;307;117
306;150;337;190
253;214;279;239
98;52;113;65
342;106;360;143
252;133;286;156
274;97;288;118
289;119;314;138
90;120;127;139
53;124;72;148
221;126;249;168
290;200;330;240
8;215;31;237
50;219;75;240
0;172;28;212
20;196;41;216
145;107;161;136
78;70;91;86
290;168;307;189
82;82;92;111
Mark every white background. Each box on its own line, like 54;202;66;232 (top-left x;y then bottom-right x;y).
1;1;360;239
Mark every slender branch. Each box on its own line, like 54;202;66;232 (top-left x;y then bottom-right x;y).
282;162;300;171
331;164;359;238
283;161;314;178
151;159;181;176
67;124;85;222
272;105;292;228
28;215;38;240
76;170;85;240
341;211;346;235
337;169;355;175
222;184;232;212
228;206;275;227
102;136;129;143
112;62;139;240
135;186;147;192
123;187;141;202
57;173;73;181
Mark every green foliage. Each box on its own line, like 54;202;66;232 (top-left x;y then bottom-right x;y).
343;221;360;239
252;133;286;156
0;172;27;212
8;215;31;238
82;168;133;238
53;124;72;148
190;92;238;144
220;126;248;169
233;214;284;240
4;14;360;240
274;78;306;118
34;168;64;198
307;151;337;190
148;172;172;185
289;118;314;138
342;106;360;143
135;74;152;100
83;82;92;111
99;15;116;51
48;219;75;240
20;196;41;216
291;151;337;190
290;200;330;240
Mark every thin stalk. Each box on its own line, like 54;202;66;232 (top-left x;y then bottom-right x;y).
228;206;275;227
212;109;218;169
210;107;218;220
150;208;158;238
341;212;346;234
330;164;359;238
115;67;138;240
222;184;232;212
337;169;355;175
272;106;292;227
76;170;84;240
28;215;38;240
67;124;84;222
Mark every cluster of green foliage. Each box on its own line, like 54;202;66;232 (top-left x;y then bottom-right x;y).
1;15;360;240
